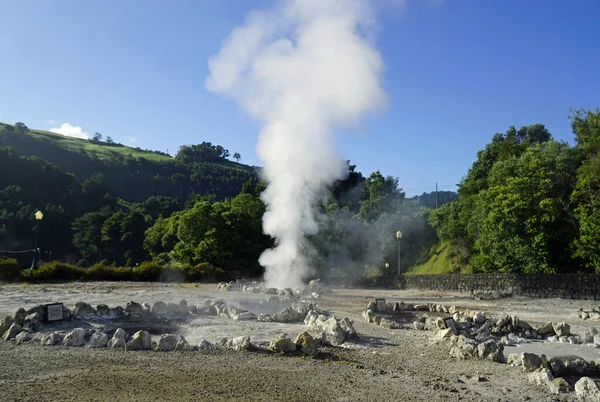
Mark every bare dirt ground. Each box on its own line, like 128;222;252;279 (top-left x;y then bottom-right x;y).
0;282;598;402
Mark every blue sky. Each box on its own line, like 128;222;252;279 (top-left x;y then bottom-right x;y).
1;0;599;196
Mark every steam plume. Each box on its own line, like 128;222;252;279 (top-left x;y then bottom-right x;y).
206;0;386;288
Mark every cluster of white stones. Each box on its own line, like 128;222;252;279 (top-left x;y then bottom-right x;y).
361;300;600;398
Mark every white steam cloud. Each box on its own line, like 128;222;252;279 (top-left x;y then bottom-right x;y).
206;0;387;288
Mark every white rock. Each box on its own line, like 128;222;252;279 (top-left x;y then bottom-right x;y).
197;339;214;350
174;336;195;351
528;369;554;386
42;332;63;346
269;336;296;353
108;328;127;349
87;331;108;348
15;331;35;344
126;330;152;350
413;321;425;330
232;311;257;321
553;322;570;337
575;377;600;401
156;334;178;351
472;312;485;324
435;328;454;341
2;323;21;340
63;328;86;347
225;336;251;350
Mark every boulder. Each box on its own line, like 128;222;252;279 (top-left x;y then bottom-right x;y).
472;312;485;324
273;307;301;323
507;353;522;366
521;353;549;372
339;317;357;337
108;328;127;349
108;306;124;319
224;336;251;351
2;323;21;340
575;377;600;402
13;308;27;326
535;321;555;336
322;317;346;346
547;377;573;394
125;301;145;315
73;302;95;317
166;303;180;315
258;313;274;322
553;322;570;337
178;300;188;315
41;332;63;346
22;313;41;332
126;330;152;350
549;355;599;377
26;305;46;321
413;321;425;331
477;340;505;363
174;336;195;351
156;334;178;352
197;339;214;351
527;369;554;386
295;332;316;355
87;331;108;348
269;336;296;353
580;328;598;344
449;336;478;360
232;311;257;321
0;316;14;337
96;304;110;316
15;331;35;344
196;305;217;316
63;328;86;347
435;328;454;341
151;301;168;315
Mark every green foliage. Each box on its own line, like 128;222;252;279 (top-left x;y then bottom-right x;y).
570;108;600;272
0;123;258;203
28;261;87;282
426;114;600;274
0;258;21;282
132;261;164;281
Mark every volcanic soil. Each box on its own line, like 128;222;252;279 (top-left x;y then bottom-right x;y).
0;282;596;401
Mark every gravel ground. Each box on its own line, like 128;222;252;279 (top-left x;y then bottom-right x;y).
0;282;595;402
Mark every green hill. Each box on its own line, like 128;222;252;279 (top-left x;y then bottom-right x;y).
0;122;259;203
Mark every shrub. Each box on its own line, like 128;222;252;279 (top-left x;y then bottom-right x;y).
183;262;230;283
0;258;22;282
87;264;133;281
29;261;87;282
132;261;163;281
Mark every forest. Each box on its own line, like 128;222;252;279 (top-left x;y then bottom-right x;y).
1;108;599;281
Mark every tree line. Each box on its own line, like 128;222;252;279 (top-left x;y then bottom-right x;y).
428;108;600;273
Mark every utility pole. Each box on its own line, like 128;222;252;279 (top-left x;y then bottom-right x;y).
435;182;438;209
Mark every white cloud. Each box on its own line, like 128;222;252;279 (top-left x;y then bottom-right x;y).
128;137;137;144
45;119;57;126
49;122;89;139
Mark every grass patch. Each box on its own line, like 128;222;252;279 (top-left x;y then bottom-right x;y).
407;242;462;275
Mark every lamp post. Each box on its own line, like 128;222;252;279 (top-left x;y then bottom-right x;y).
396;230;402;277
385;262;389;276
30;210;43;273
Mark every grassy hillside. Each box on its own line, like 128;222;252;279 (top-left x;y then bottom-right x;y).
28;128;173;162
407;242;466;274
0;122;259;202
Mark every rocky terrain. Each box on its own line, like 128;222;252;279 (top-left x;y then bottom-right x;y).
0;281;599;401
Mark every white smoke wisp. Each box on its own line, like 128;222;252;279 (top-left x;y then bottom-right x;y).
206;0;387;289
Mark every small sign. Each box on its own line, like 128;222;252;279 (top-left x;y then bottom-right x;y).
444;317;457;335
375;298;386;312
45;303;64;322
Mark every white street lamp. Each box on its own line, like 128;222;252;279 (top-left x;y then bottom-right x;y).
396;230;402;276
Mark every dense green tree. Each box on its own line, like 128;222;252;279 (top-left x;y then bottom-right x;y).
571;108;600;271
